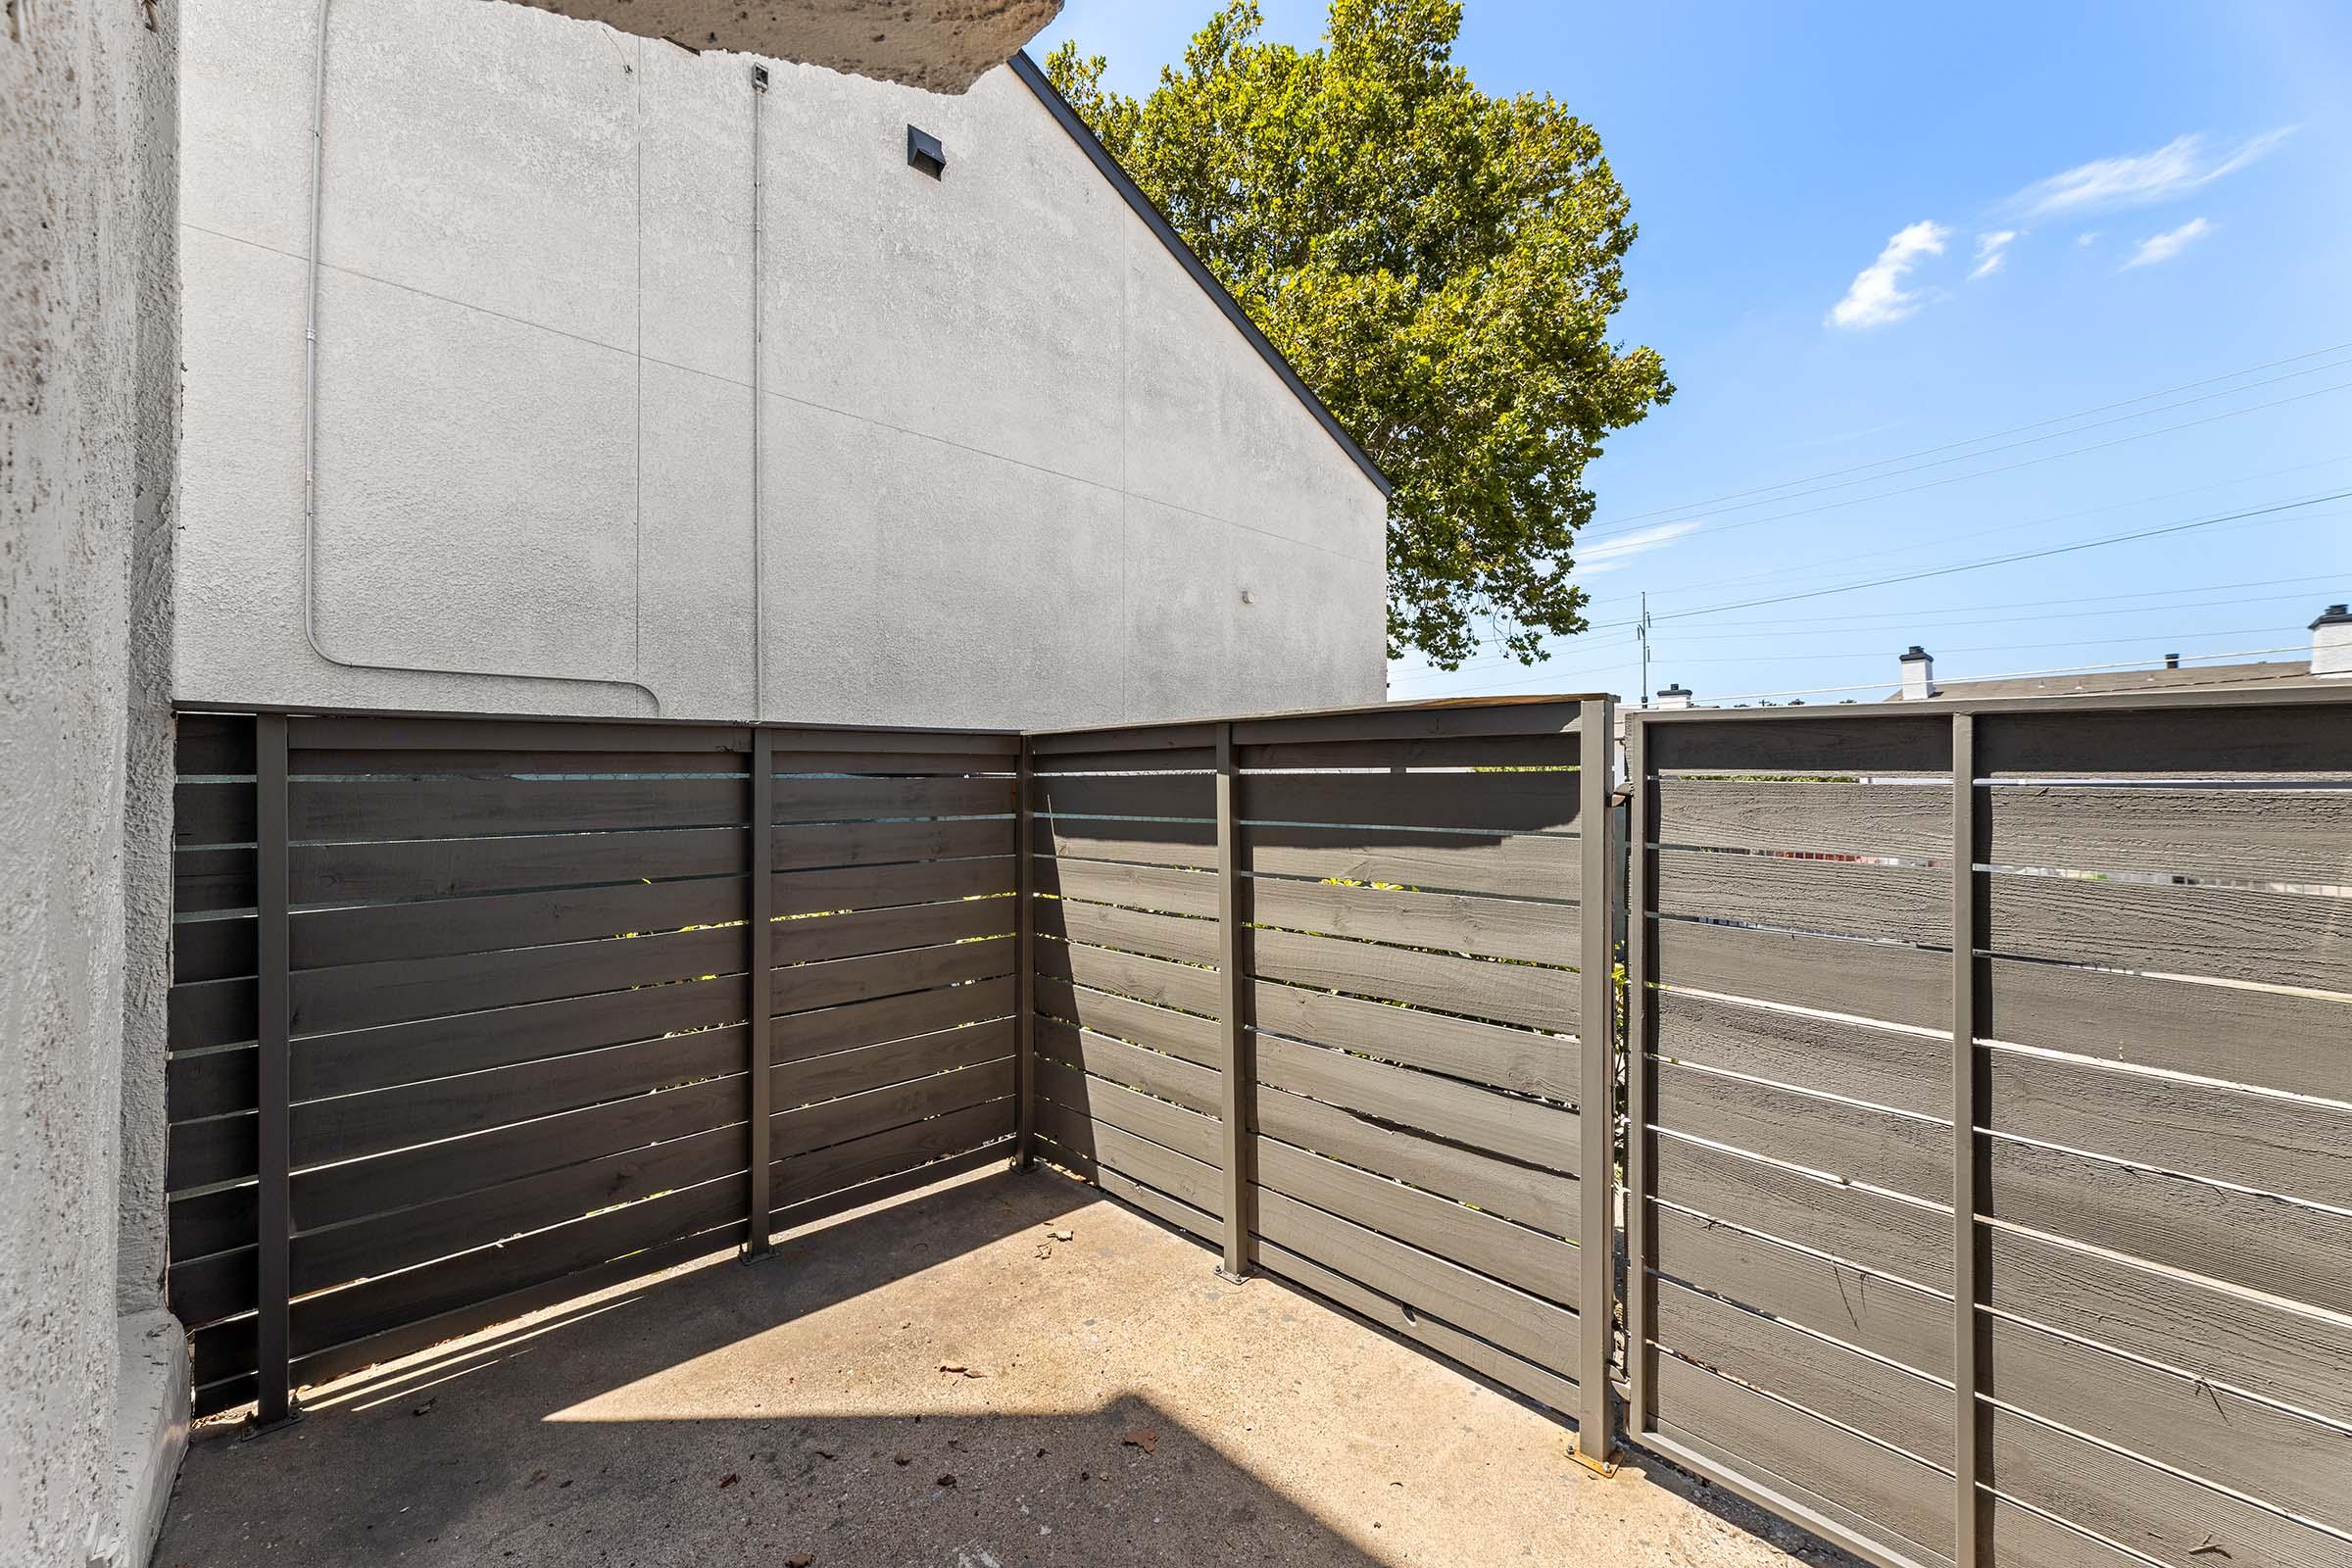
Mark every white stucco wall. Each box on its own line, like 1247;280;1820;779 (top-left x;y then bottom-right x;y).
2;0;186;1559
177;0;1389;730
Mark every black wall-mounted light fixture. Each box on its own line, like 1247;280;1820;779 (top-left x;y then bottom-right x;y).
906;124;946;179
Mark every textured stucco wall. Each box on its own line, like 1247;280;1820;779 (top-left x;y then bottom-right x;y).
1;0;182;1558
177;0;1388;729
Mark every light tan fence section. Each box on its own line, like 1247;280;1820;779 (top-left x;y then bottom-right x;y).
1626;692;2352;1568
1023;699;1616;1457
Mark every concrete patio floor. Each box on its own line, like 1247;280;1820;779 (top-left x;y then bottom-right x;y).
155;1163;1849;1568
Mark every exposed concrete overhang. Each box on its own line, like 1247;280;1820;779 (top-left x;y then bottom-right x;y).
499;0;1062;91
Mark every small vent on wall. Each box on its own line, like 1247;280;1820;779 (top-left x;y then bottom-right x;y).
906;124;947;179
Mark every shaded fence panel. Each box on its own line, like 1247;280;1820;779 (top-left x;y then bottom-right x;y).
1024;699;1616;1458
1627;691;2352;1568
166;712;1017;1419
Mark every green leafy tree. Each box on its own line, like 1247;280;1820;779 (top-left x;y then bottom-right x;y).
1046;0;1671;668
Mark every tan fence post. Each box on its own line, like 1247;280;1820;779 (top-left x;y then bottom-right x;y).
251;711;294;1430
1576;696;1618;1465
745;726;773;1256
1016;735;1037;1170
1215;720;1253;1279
1620;708;1652;1459
1950;712;1983;1564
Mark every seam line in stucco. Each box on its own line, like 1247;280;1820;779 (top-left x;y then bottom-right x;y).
184;225;1380;571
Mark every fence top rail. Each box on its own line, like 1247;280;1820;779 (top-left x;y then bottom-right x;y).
1027;692;1605;754
1624;681;2352;725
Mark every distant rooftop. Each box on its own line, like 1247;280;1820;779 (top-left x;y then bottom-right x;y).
1892;658;2318;703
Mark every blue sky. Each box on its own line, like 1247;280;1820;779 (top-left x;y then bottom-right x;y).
1032;1;2352;705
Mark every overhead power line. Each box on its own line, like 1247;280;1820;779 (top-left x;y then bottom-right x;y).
1648;492;2352;624
1573;377;2352;550
1581;341;2352;537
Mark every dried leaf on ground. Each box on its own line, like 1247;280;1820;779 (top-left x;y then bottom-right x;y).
1121;1428;1158;1454
716;1474;739;1490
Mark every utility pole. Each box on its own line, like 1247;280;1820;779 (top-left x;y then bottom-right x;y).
1637;591;1652;709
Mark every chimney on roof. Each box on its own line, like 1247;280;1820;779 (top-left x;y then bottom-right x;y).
2165;653;2181;670
1898;645;1936;701
2314;603;2352;678
1655;683;1693;710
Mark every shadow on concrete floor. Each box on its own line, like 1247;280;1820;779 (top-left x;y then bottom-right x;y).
155;1164;1845;1568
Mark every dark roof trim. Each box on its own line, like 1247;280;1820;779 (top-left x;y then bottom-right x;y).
1007;49;1394;498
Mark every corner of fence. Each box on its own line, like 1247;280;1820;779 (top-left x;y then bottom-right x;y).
1015;734;1038;1172
1575;695;1620;1470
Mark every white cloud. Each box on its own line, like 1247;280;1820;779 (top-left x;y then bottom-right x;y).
2010;127;2294;218
2122;216;2213;270
1577;520;1702;572
1827;220;1951;329
2077;231;2099;247
1968;229;2020;280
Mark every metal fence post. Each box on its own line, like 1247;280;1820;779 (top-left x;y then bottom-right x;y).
1621;710;1652;1455
252;712;294;1428
1950;713;1983;1564
1214;720;1252;1279
1576;697;1618;1466
746;726;773;1255
1016;736;1037;1170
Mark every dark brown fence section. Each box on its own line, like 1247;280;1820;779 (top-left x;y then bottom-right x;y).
1023;699;1616;1459
165;711;1018;1420
1624;690;2352;1568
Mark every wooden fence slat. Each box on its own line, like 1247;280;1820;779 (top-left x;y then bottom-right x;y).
771;857;1015;917
1649;1355;1956;1567
1245;770;1580;836
1656;848;1949;949
1254;1081;1578;1237
1242;821;1582;903
1653;989;1946;1118
1249;875;1574;966
1982;1220;2352;1424
771;1100;1014;1215
772;896;1014;968
287;875;748;973
1250;978;1575;1099
771;774;1014;821
773;937;1014;1015
1034;1019;1222;1119
776;1018;1016;1110
1648;1201;1951;1379
769;1057;1016;1156
1984;783;2352;883
771;815;1010;872
1033;1099;1226;1217
1982;956;2351;1102
1032;978;1220;1068
1032;897;1220;967
1655;778;1954;859
1651;1061;1948;1204
1651;1135;1950;1291
1032;855;1220;918
769;976;1015;1063
1033;937;1220;1017
1253;1136;1581;1307
287;825;745;905
1034;1057;1222;1165
288;776;745;840
1986;1403;2344;1568
1250;926;1577;1033
1255;1034;1581;1175
1986;1046;2352;1209
1252;1187;1580;1375
1984;871;2352;994
1652;916;1948;1032
1653;1277;1951;1467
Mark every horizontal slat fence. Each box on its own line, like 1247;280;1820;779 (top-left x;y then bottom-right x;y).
1022;698;1616;1459
1626;689;2352;1568
167;711;1019;1419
